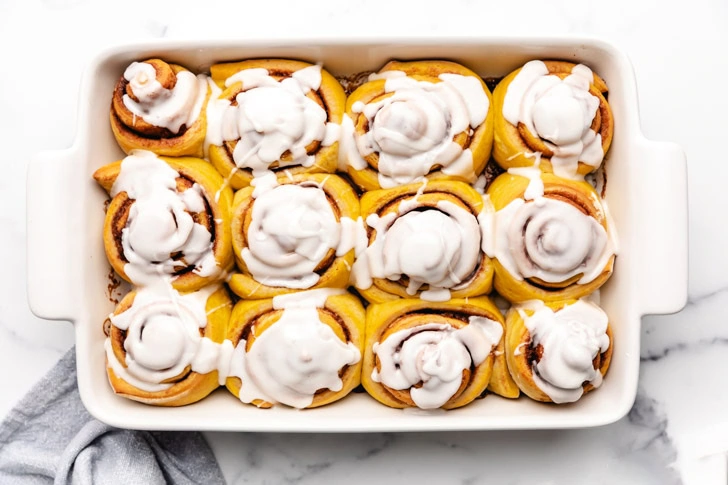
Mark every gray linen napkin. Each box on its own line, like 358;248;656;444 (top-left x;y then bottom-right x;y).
0;348;225;485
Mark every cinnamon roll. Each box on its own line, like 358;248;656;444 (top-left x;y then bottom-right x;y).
362;298;518;410
225;289;364;409
505;299;613;403
492;60;613;179
110;59;210;157
351;180;493;303
341;60;494;191
227;173;362;299
104;285;232;406
93;150;234;292
485;172;616;303
205;59;346;189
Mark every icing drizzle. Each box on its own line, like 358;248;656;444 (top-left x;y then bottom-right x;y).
344;71;489;188
229;289;361;408
241;180;363;289
503;61;603;179
105;284;232;392
487;195;614;285
205;65;339;179
111;151;219;286
351;191;482;302
122;62;207;134
517;300;610;403
372;316;503;409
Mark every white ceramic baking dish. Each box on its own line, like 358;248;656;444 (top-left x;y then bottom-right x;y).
26;37;688;432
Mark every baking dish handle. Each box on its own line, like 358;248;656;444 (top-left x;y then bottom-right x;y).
27;148;80;322
636;139;688;315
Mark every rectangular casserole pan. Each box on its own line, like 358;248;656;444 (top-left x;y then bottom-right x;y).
26;37;688;431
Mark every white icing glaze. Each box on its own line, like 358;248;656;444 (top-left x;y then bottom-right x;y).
346;72;489;187
477;194;496;257
229;290;360;408
507;153;544;200
241;183;359;289
204;78;228;156
473;173;487;195
351;199;482;301
371;316;503;409
104;284;227;392
493;196;614;284
502;61;603;179
110;151;218;285
205;65;338;179
518;300;610;403
122;62;207;134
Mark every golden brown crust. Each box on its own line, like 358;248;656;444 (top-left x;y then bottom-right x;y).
207;59;345;190
357;180;493;303
227;173;360;299
492;60;613;175
345;60;494;191
362;298;519;410
487;172;614;302
105;287;232;406
92;155;234;293
504;300;613;403
110;59;209;157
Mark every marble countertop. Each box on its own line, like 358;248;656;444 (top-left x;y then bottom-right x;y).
2;0;726;483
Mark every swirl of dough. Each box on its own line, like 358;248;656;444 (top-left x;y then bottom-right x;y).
497;198;609;285
104;285;230;401
521;300;610;403
355;200;481;300
346;68;490;189
122;184;213;278
372;317;502;409
352;180;494;303
122;60;206;134
499;60;611;179
241;184;341;289
380;205;480;290
115;300;202;391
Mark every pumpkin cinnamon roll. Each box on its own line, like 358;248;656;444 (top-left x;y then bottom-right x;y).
205;59;346;189
225;289;364;409
110;59;210;157
362;298;519;410
485;172;616;303
505;299;613;403
104;285;232;406
351;180;493;303
492;60;613;179
341;60;494;191
227;173;362;299
93;150;234;292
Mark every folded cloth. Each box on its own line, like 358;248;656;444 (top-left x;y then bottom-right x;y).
0;348;225;485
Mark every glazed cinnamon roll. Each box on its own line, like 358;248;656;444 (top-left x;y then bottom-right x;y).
505;299;613;403
341;60;494;191
93;150;234;292
227;173;362;299
485;172;616;302
362;298;518;410
104;285;232;406
225;289;364;409
492;60;613;179
205;59;346;189
110;59;210;157
351;180;493;303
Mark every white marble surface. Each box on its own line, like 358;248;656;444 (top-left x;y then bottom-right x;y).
2;0;726;483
